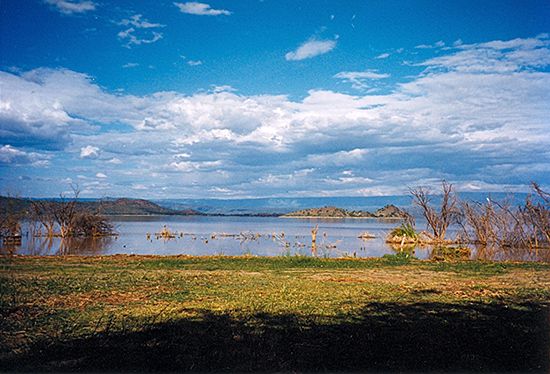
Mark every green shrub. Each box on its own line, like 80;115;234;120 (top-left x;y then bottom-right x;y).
390;223;418;239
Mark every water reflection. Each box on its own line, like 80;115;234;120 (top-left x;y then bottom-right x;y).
18;235;115;256
472;244;550;262
0;216;547;261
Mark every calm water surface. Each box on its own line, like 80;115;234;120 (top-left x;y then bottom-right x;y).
2;215;433;258
4;215;545;261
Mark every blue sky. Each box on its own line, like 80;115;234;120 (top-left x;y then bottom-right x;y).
1;0;549;198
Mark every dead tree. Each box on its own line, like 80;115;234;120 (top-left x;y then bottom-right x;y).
519;183;550;248
410;181;459;242
0;195;23;239
31;200;57;237
53;187;79;238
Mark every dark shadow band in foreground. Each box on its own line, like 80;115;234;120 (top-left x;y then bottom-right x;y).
2;301;549;372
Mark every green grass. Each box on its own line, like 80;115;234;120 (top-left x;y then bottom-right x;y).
1;255;549;372
389;222;418;239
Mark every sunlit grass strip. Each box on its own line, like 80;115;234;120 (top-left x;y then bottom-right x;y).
1;254;549;371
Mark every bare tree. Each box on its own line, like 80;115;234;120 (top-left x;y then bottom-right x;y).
0;195;23;240
519;183;550;248
52;186;80;238
30;185;115;238
410;181;459;242
459;183;549;253
460;200;497;246
31;200;57;237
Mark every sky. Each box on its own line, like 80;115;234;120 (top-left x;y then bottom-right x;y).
0;0;549;199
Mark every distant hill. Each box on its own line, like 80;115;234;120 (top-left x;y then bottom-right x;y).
79;198;201;216
0;196;201;216
373;205;407;218
154;192;531;216
282;205;406;219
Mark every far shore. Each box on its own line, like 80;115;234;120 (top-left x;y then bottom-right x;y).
280;215;403;220
101;213;404;219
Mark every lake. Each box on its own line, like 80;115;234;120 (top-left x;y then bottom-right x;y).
1;215;545;261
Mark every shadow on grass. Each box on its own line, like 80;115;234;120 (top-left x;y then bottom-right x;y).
3;301;549;372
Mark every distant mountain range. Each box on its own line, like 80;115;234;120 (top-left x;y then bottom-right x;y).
1;192;532;217
152;192;530;216
0;196;200;216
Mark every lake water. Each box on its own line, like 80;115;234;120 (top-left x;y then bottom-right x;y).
2;215;545;261
2;215;433;258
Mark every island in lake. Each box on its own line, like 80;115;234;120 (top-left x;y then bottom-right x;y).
282;205;407;219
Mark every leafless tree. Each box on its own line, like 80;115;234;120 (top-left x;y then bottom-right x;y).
410;181;459;242
31;200;57;237
459;183;549;253
0;195;23;239
30;185;114;238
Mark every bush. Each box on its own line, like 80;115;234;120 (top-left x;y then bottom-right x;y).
390;223;418;239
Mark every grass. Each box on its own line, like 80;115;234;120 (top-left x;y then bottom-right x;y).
1;254;549;372
389;222;418;239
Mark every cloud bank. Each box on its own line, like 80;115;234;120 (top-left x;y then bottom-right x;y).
1;35;549;197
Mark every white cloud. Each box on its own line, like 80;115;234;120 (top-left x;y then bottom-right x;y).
375;53;390;59
2;35;550;197
80;145;100;159
122;62;139;69
44;0;96;14
210;85;236;93
96;172;107;178
418;35;550;73
334;70;390;90
285;39;337;61
119;14;165;29
131;183;148;190
187;60;203;66
0;145;50;167
415;41;445;49
174;2;231;16
117;14;164;48
118;28;163;48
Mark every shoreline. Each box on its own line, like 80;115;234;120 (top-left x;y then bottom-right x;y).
280;215;403;220
1;253;547;265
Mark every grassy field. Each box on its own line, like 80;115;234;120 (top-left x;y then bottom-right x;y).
1;254;549;372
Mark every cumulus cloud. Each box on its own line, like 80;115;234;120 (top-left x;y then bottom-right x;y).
285;38;337;61
0;145;50;167
44;0;96;14
187;60;203;66
2;34;550;197
375;53;390;59
80;145;100;159
0;69;92;150
174;2;231;16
